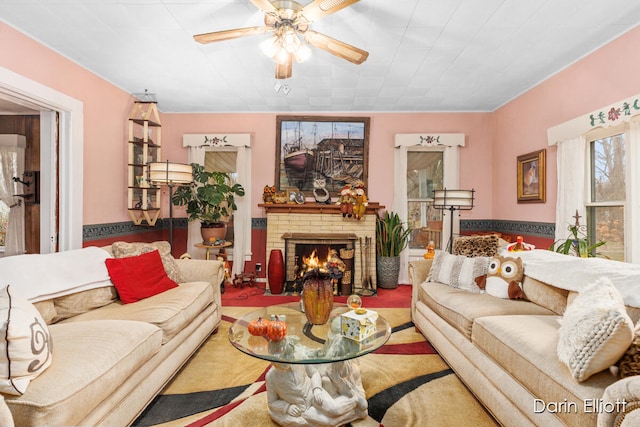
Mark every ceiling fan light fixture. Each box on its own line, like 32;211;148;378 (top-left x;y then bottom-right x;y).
260;34;279;58
294;42;312;63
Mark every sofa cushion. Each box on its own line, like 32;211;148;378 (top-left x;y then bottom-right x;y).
418;280;555;339
4;320;162;427
111;241;185;283
32;299;56;325
429;250;489;293
522;276;568;315
557;277;634;382
60;281;213;344
51;286;118;323
106;250;179;304
452;234;499;257
0;285;53;395
472;315;619;427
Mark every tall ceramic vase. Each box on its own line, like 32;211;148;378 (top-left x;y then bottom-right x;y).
267;249;285;294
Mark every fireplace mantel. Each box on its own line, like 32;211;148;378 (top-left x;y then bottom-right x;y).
259;202;384;214
264;203;380;293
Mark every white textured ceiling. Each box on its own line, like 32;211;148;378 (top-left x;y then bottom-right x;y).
0;0;638;113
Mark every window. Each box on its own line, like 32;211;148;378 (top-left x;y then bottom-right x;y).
205;150;238;242
407;151;443;250
0;201;8;247
587;131;625;261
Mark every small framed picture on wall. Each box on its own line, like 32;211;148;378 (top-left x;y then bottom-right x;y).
517;149;546;203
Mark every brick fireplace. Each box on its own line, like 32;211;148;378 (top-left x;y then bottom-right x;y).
262;202;382;294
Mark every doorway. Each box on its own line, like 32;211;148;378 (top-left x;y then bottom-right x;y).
0;65;83;253
0;115;41;254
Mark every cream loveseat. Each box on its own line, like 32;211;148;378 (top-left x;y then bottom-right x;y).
0;241;224;427
410;249;640;427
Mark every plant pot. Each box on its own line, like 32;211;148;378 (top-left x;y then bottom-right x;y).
200;222;227;243
376;256;400;289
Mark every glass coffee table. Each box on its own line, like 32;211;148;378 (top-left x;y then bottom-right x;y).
229;302;391;427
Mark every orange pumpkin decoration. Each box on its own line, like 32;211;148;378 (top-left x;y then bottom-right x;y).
248;317;270;337
267;315;287;341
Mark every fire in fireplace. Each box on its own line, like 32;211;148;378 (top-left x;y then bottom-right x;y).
282;233;357;295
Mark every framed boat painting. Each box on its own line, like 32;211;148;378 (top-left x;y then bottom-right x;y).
275;115;370;196
517;149;546;203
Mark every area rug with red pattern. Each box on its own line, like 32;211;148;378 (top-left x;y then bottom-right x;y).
132;285;497;426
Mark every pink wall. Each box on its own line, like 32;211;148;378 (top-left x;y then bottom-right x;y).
162;112;494;220
493;26;640;223
2;19;640;229
0;21;135;225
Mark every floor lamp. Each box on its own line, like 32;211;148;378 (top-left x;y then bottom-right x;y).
432;189;475;253
148;161;193;251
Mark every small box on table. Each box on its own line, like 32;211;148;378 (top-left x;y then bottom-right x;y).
340;309;378;342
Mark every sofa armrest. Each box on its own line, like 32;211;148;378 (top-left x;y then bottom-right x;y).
408;259;432;286
0;395;15;427
408;259;432;320
598;376;640;427
174;258;224;308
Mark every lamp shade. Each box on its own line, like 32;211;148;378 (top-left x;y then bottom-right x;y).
432;189;475;210
148;161;193;185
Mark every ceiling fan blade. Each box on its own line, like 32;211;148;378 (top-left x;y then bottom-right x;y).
249;0;277;14
194;26;267;44
304;30;368;64
301;0;360;22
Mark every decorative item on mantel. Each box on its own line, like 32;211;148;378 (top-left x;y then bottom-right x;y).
336;184;354;218
262;185;276;204
352;180;369;220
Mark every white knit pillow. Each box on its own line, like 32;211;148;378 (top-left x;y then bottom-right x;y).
0;285;53;395
428;250;489;293
557;277;634;382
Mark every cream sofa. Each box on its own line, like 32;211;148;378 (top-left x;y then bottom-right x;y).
0;243;224;427
410;254;640;427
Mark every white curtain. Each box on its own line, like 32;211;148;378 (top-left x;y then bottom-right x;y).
555;135;587;243
627;118;640;263
392;145;409;284
187;145;251;277
0;146;26;256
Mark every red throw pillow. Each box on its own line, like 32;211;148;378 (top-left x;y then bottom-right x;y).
105;249;178;304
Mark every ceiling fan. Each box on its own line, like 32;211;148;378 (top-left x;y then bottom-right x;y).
194;0;369;79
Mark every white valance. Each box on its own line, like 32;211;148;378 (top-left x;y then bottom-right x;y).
394;133;465;148
548;92;640;145
183;133;251;148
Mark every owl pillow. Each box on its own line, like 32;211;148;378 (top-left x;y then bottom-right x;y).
479;255;525;299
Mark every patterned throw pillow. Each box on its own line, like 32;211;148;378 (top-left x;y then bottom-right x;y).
428;250;490;293
618;320;640;378
111;241;185;283
557;277;634;382
452;234;499;257
0;285;53;395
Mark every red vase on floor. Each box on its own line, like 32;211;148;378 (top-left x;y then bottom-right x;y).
267;249;285;294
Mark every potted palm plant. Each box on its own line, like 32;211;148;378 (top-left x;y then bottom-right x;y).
375;211;411;289
172;163;245;243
